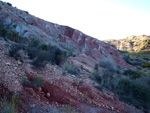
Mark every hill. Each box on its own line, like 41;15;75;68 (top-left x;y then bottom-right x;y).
104;35;150;52
0;1;150;113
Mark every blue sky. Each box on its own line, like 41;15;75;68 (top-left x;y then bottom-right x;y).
2;0;150;40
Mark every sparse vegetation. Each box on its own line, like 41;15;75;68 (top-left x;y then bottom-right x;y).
0;24;75;68
142;62;150;68
99;57;120;73
117;77;150;111
0;93;23;113
0;25;27;43
6;2;12;6
124;69;144;79
62;62;80;75
31;76;45;88
27;38;66;67
92;57;150;112
9;43;25;61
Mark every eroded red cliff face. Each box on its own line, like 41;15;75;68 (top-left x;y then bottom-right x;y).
0;1;131;68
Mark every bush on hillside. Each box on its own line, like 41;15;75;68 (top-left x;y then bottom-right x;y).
117;77;150;111
91;64;150;111
62;62;80;76
6;2;12;6
99;57;120;73
27;38;66;67
142;62;150;68
124;69;144;79
91;70;102;84
0;25;27;43
31;76;45;88
9;44;25;61
0;25;7;37
1;24;75;68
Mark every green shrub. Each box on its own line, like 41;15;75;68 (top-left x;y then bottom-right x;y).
142;62;150;68
31;76;45;88
124;69;144;79
47;46;65;65
8;38;66;68
9;44;25;61
1;24;75;68
135;71;144;78
116;77;150;110
91;70;102;84
27;38;66;67
94;64;99;71
117;77;131;94
99;57;120;73
32;50;49;67
0;25;27;43
132;80;150;103
91;66;150;111
62;62;80;75
0;25;7;37
91;68;121;91
98;71;121;90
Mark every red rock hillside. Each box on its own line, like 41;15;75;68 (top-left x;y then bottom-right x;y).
0;1;131;69
0;1;143;113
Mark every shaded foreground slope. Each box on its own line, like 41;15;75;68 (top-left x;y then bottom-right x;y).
0;38;142;113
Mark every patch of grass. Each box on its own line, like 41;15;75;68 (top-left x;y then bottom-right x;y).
118;50;129;54
0;93;23;113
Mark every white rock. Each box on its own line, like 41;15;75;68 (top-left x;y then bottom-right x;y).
6;62;11;66
17;61;22;65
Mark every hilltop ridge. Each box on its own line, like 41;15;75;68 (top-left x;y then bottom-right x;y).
104;35;150;52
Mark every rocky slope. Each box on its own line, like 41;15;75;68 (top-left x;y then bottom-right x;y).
0;1;145;113
0;1;131;69
104;35;150;52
